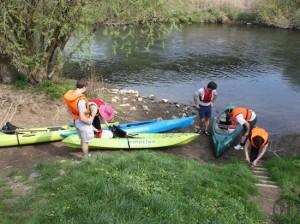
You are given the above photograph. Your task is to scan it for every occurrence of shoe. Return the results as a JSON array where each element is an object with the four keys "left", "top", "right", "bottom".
[
  {"left": 234, "top": 144, "right": 244, "bottom": 150},
  {"left": 194, "top": 126, "right": 201, "bottom": 133},
  {"left": 204, "top": 130, "right": 210, "bottom": 136}
]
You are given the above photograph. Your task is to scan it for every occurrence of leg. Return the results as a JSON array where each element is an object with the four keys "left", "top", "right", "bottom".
[
  {"left": 204, "top": 105, "right": 212, "bottom": 133},
  {"left": 81, "top": 141, "right": 89, "bottom": 156},
  {"left": 250, "top": 147, "right": 259, "bottom": 162}
]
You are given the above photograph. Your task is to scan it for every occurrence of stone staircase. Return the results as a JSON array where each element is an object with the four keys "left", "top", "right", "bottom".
[{"left": 250, "top": 161, "right": 281, "bottom": 224}]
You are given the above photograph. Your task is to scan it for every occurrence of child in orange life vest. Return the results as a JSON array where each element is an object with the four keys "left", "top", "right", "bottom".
[
  {"left": 193, "top": 81, "right": 217, "bottom": 135},
  {"left": 244, "top": 127, "right": 269, "bottom": 166},
  {"left": 228, "top": 106, "right": 257, "bottom": 150},
  {"left": 64, "top": 79, "right": 98, "bottom": 157}
]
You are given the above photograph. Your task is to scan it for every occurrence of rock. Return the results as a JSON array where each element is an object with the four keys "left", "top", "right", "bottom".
[
  {"left": 120, "top": 103, "right": 130, "bottom": 107},
  {"left": 175, "top": 103, "right": 180, "bottom": 108},
  {"left": 59, "top": 169, "right": 65, "bottom": 176},
  {"left": 131, "top": 99, "right": 136, "bottom": 102},
  {"left": 123, "top": 97, "right": 128, "bottom": 101},
  {"left": 182, "top": 113, "right": 187, "bottom": 117},
  {"left": 156, "top": 117, "right": 163, "bottom": 120},
  {"left": 111, "top": 88, "right": 120, "bottom": 93},
  {"left": 130, "top": 106, "right": 136, "bottom": 111},
  {"left": 142, "top": 105, "right": 150, "bottom": 111},
  {"left": 172, "top": 115, "right": 177, "bottom": 119},
  {"left": 29, "top": 172, "right": 40, "bottom": 181},
  {"left": 183, "top": 106, "right": 190, "bottom": 111},
  {"left": 149, "top": 94, "right": 155, "bottom": 100},
  {"left": 165, "top": 110, "right": 170, "bottom": 114},
  {"left": 111, "top": 98, "right": 117, "bottom": 103},
  {"left": 161, "top": 99, "right": 168, "bottom": 103},
  {"left": 137, "top": 97, "right": 143, "bottom": 102}
]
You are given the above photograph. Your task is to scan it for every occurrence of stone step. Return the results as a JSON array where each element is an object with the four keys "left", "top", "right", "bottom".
[
  {"left": 259, "top": 179, "right": 277, "bottom": 185},
  {"left": 255, "top": 183, "right": 278, "bottom": 189},
  {"left": 252, "top": 170, "right": 268, "bottom": 175},
  {"left": 254, "top": 175, "right": 271, "bottom": 180},
  {"left": 252, "top": 167, "right": 267, "bottom": 171}
]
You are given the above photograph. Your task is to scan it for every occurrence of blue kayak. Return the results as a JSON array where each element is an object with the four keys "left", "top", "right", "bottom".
[{"left": 62, "top": 116, "right": 196, "bottom": 137}]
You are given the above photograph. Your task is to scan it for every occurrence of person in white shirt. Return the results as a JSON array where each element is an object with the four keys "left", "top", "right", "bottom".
[{"left": 193, "top": 81, "right": 217, "bottom": 135}]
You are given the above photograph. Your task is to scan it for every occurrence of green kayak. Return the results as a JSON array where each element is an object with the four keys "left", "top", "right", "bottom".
[
  {"left": 212, "top": 107, "right": 243, "bottom": 157},
  {"left": 0, "top": 125, "right": 76, "bottom": 147},
  {"left": 63, "top": 133, "right": 199, "bottom": 149}
]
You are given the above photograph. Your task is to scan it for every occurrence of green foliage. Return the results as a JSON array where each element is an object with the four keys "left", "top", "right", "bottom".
[
  {"left": 257, "top": 0, "right": 300, "bottom": 28},
  {"left": 0, "top": 0, "right": 86, "bottom": 83},
  {"left": 12, "top": 73, "right": 29, "bottom": 89},
  {"left": 34, "top": 79, "right": 75, "bottom": 99},
  {"left": 1, "top": 152, "right": 265, "bottom": 224},
  {"left": 265, "top": 156, "right": 300, "bottom": 223},
  {"left": 236, "top": 12, "right": 257, "bottom": 22}
]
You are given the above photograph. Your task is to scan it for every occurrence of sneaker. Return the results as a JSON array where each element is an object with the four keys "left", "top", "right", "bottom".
[
  {"left": 234, "top": 144, "right": 244, "bottom": 150},
  {"left": 204, "top": 130, "right": 210, "bottom": 136},
  {"left": 194, "top": 126, "right": 201, "bottom": 133}
]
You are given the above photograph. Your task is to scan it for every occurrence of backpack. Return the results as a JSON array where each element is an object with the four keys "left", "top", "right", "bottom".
[
  {"left": 1, "top": 122, "right": 18, "bottom": 134},
  {"left": 200, "top": 88, "right": 213, "bottom": 103}
]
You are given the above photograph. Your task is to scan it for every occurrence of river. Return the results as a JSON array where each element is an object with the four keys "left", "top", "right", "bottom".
[{"left": 64, "top": 24, "right": 300, "bottom": 134}]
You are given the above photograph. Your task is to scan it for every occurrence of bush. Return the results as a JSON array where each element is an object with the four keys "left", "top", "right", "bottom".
[
  {"left": 34, "top": 79, "right": 75, "bottom": 99},
  {"left": 237, "top": 12, "right": 257, "bottom": 22}
]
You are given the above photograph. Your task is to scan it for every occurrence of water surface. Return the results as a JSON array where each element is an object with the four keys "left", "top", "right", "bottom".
[{"left": 64, "top": 24, "right": 300, "bottom": 134}]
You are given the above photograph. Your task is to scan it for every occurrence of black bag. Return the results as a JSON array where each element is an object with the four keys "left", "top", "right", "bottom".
[
  {"left": 109, "top": 125, "right": 128, "bottom": 138},
  {"left": 1, "top": 122, "right": 18, "bottom": 134}
]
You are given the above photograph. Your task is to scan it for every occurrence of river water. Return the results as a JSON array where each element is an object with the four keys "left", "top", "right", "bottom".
[{"left": 64, "top": 24, "right": 300, "bottom": 134}]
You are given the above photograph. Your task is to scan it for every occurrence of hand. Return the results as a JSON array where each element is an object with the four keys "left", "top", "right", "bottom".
[{"left": 252, "top": 160, "right": 257, "bottom": 166}]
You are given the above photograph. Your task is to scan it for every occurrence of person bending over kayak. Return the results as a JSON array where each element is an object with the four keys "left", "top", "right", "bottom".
[
  {"left": 244, "top": 127, "right": 269, "bottom": 166},
  {"left": 227, "top": 106, "right": 257, "bottom": 150},
  {"left": 193, "top": 81, "right": 217, "bottom": 135}
]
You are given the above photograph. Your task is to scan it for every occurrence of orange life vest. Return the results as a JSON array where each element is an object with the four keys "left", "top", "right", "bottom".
[
  {"left": 250, "top": 127, "right": 269, "bottom": 148},
  {"left": 64, "top": 90, "right": 90, "bottom": 120},
  {"left": 231, "top": 107, "right": 252, "bottom": 124}
]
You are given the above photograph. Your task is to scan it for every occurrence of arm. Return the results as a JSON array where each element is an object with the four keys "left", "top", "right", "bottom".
[
  {"left": 244, "top": 140, "right": 251, "bottom": 163},
  {"left": 193, "top": 92, "right": 200, "bottom": 109},
  {"left": 252, "top": 143, "right": 269, "bottom": 166},
  {"left": 78, "top": 100, "right": 97, "bottom": 124}
]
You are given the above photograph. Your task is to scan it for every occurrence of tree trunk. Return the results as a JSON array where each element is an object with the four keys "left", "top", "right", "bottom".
[
  {"left": 28, "top": 66, "right": 48, "bottom": 84},
  {"left": 0, "top": 57, "right": 18, "bottom": 83}
]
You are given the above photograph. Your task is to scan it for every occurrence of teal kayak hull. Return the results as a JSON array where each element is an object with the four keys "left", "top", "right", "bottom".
[{"left": 212, "top": 107, "right": 243, "bottom": 157}]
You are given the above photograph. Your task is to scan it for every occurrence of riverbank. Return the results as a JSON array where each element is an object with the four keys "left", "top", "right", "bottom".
[
  {"left": 1, "top": 82, "right": 300, "bottom": 223},
  {"left": 1, "top": 82, "right": 300, "bottom": 175}
]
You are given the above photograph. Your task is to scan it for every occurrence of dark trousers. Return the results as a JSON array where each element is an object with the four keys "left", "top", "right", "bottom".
[{"left": 250, "top": 147, "right": 259, "bottom": 162}]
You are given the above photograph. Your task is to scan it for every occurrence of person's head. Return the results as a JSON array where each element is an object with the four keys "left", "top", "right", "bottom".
[
  {"left": 76, "top": 79, "right": 87, "bottom": 93},
  {"left": 207, "top": 81, "right": 217, "bottom": 90},
  {"left": 253, "top": 136, "right": 264, "bottom": 148}
]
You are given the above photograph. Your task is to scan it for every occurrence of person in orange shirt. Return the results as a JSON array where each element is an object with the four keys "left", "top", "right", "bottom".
[
  {"left": 64, "top": 79, "right": 98, "bottom": 157},
  {"left": 244, "top": 127, "right": 269, "bottom": 166}
]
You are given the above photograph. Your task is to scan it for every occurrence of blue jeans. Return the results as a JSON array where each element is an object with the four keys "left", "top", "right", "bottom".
[{"left": 198, "top": 105, "right": 212, "bottom": 119}]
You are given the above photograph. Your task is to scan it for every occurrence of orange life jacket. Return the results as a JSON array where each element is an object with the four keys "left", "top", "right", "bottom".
[
  {"left": 231, "top": 107, "right": 252, "bottom": 124},
  {"left": 250, "top": 127, "right": 269, "bottom": 148},
  {"left": 64, "top": 90, "right": 90, "bottom": 120}
]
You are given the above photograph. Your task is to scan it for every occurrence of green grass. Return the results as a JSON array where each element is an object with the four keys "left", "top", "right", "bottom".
[
  {"left": 265, "top": 156, "right": 300, "bottom": 223},
  {"left": 0, "top": 151, "right": 265, "bottom": 224},
  {"left": 34, "top": 79, "right": 75, "bottom": 99}
]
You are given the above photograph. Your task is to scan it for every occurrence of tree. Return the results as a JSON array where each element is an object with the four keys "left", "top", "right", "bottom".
[{"left": 0, "top": 0, "right": 182, "bottom": 84}]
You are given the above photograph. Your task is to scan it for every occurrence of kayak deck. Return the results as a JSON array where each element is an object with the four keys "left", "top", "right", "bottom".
[{"left": 63, "top": 133, "right": 199, "bottom": 149}]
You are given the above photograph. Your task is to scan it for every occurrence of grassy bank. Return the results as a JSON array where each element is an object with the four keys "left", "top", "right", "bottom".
[
  {"left": 265, "top": 156, "right": 300, "bottom": 223},
  {"left": 0, "top": 151, "right": 265, "bottom": 223}
]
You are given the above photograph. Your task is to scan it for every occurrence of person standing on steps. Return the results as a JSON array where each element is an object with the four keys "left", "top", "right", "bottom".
[
  {"left": 244, "top": 126, "right": 269, "bottom": 166},
  {"left": 64, "top": 79, "right": 98, "bottom": 157},
  {"left": 227, "top": 106, "right": 257, "bottom": 150},
  {"left": 193, "top": 81, "right": 217, "bottom": 136}
]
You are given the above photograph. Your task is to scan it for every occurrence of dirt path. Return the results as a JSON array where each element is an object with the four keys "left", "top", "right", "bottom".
[{"left": 1, "top": 83, "right": 299, "bottom": 222}]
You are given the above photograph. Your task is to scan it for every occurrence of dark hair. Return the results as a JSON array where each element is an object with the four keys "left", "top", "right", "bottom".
[
  {"left": 253, "top": 136, "right": 264, "bottom": 148},
  {"left": 207, "top": 81, "right": 217, "bottom": 90},
  {"left": 76, "top": 79, "right": 87, "bottom": 89}
]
